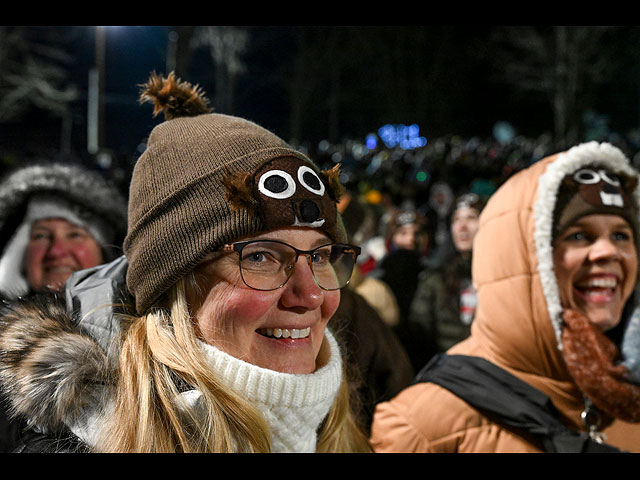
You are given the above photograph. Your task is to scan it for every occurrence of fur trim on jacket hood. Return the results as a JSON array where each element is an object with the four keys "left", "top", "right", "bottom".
[
  {"left": 0, "top": 293, "right": 115, "bottom": 443},
  {"left": 371, "top": 142, "right": 640, "bottom": 453},
  {"left": 465, "top": 141, "right": 640, "bottom": 428}
]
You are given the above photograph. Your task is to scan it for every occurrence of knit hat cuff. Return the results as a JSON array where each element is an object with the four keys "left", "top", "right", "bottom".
[{"left": 125, "top": 147, "right": 346, "bottom": 314}]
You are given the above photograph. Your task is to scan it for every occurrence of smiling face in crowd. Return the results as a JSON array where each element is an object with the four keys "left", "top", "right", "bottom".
[
  {"left": 553, "top": 214, "right": 637, "bottom": 332},
  {"left": 187, "top": 227, "right": 342, "bottom": 374},
  {"left": 25, "top": 218, "right": 103, "bottom": 293},
  {"left": 451, "top": 206, "right": 480, "bottom": 254}
]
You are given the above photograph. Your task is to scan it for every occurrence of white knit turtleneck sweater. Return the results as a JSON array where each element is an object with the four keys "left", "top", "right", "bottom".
[{"left": 181, "top": 330, "right": 343, "bottom": 452}]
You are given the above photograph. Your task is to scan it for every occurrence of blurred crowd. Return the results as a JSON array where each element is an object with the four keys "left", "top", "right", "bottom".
[
  {"left": 3, "top": 127, "right": 640, "bottom": 367},
  {"left": 2, "top": 116, "right": 640, "bottom": 452}
]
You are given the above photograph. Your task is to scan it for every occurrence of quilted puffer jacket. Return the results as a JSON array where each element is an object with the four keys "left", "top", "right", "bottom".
[{"left": 370, "top": 142, "right": 640, "bottom": 453}]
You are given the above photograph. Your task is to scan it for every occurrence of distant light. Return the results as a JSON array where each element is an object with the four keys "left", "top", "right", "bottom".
[
  {"left": 318, "top": 139, "right": 331, "bottom": 152},
  {"left": 377, "top": 124, "right": 427, "bottom": 150},
  {"left": 493, "top": 121, "right": 515, "bottom": 145},
  {"left": 416, "top": 171, "right": 429, "bottom": 182},
  {"left": 365, "top": 133, "right": 378, "bottom": 150}
]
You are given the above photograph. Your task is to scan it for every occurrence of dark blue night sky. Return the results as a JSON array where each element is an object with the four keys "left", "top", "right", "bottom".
[{"left": 83, "top": 26, "right": 172, "bottom": 155}]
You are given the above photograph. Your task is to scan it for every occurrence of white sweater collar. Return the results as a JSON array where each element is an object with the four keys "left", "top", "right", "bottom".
[{"left": 183, "top": 329, "right": 343, "bottom": 452}]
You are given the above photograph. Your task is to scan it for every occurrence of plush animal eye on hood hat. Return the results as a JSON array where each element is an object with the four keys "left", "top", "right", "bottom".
[
  {"left": 125, "top": 72, "right": 346, "bottom": 314},
  {"left": 0, "top": 163, "right": 127, "bottom": 299}
]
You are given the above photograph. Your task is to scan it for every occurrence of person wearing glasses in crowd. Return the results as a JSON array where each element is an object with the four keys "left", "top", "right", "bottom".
[{"left": 0, "top": 73, "right": 371, "bottom": 453}]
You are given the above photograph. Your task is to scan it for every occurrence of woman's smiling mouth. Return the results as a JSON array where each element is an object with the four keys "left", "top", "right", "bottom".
[
  {"left": 574, "top": 274, "right": 619, "bottom": 302},
  {"left": 257, "top": 327, "right": 311, "bottom": 339}
]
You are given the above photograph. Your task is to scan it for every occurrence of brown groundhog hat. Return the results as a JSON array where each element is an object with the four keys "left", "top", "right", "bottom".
[{"left": 124, "top": 72, "right": 346, "bottom": 314}]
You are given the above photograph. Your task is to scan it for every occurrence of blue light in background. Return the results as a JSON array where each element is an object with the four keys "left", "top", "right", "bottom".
[
  {"left": 365, "top": 133, "right": 378, "bottom": 150},
  {"left": 377, "top": 124, "right": 427, "bottom": 150}
]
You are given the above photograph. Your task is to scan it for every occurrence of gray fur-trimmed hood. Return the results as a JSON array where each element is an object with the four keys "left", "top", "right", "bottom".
[
  {"left": 0, "top": 162, "right": 128, "bottom": 299},
  {"left": 0, "top": 162, "right": 127, "bottom": 252}
]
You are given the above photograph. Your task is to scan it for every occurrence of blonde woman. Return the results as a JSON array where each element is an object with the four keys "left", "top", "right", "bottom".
[{"left": 0, "top": 73, "right": 371, "bottom": 453}]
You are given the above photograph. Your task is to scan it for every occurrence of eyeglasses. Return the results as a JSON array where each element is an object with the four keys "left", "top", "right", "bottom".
[{"left": 221, "top": 240, "right": 361, "bottom": 291}]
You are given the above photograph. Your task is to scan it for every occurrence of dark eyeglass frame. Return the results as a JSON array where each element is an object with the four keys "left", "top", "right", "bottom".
[{"left": 221, "top": 239, "right": 361, "bottom": 291}]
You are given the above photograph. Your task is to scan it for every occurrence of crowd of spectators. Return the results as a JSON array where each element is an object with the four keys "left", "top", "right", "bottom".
[{"left": 4, "top": 125, "right": 640, "bottom": 208}]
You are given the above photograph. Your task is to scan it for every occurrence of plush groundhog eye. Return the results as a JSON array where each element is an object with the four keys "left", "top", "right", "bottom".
[
  {"left": 572, "top": 168, "right": 621, "bottom": 187},
  {"left": 297, "top": 165, "right": 325, "bottom": 196},
  {"left": 258, "top": 170, "right": 296, "bottom": 199}
]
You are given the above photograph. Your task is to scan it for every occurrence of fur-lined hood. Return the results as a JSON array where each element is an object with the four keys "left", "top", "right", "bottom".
[
  {"left": 533, "top": 142, "right": 640, "bottom": 350},
  {"left": 0, "top": 162, "right": 128, "bottom": 299},
  {"left": 0, "top": 162, "right": 127, "bottom": 253},
  {"left": 452, "top": 142, "right": 640, "bottom": 429},
  {"left": 0, "top": 293, "right": 115, "bottom": 441}
]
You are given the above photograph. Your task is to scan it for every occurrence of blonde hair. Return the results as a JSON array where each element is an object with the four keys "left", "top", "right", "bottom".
[{"left": 94, "top": 276, "right": 371, "bottom": 453}]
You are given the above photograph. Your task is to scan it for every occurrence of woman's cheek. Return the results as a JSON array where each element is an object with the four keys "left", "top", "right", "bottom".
[
  {"left": 73, "top": 243, "right": 104, "bottom": 268},
  {"left": 321, "top": 290, "right": 341, "bottom": 320},
  {"left": 222, "top": 289, "right": 278, "bottom": 322}
]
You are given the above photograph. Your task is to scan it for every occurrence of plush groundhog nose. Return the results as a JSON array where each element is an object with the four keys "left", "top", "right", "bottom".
[{"left": 297, "top": 199, "right": 321, "bottom": 223}]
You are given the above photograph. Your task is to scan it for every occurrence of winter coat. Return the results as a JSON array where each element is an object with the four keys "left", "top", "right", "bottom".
[
  {"left": 0, "top": 257, "right": 129, "bottom": 452},
  {"left": 370, "top": 143, "right": 640, "bottom": 453},
  {"left": 331, "top": 287, "right": 414, "bottom": 433},
  {"left": 0, "top": 256, "right": 398, "bottom": 451},
  {"left": 371, "top": 249, "right": 434, "bottom": 371},
  {"left": 408, "top": 253, "right": 474, "bottom": 355}
]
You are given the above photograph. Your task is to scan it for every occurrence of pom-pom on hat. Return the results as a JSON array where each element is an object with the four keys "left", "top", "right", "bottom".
[{"left": 125, "top": 72, "right": 346, "bottom": 314}]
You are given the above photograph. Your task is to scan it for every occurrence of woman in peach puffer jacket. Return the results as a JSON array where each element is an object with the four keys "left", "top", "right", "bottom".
[{"left": 370, "top": 142, "right": 640, "bottom": 453}]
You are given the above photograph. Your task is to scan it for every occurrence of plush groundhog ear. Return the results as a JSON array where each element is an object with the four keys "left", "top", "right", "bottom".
[
  {"left": 224, "top": 171, "right": 259, "bottom": 213},
  {"left": 320, "top": 164, "right": 343, "bottom": 202}
]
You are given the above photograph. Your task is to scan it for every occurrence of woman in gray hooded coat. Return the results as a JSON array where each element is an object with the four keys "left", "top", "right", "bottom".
[
  {"left": 0, "top": 162, "right": 127, "bottom": 452},
  {"left": 0, "top": 162, "right": 127, "bottom": 300}
]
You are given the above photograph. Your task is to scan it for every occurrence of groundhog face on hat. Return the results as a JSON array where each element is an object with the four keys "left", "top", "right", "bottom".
[
  {"left": 554, "top": 166, "right": 638, "bottom": 239},
  {"left": 571, "top": 168, "right": 630, "bottom": 207},
  {"left": 225, "top": 157, "right": 343, "bottom": 239}
]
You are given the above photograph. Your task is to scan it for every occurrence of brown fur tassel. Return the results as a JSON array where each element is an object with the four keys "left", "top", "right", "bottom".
[
  {"left": 320, "top": 164, "right": 343, "bottom": 203},
  {"left": 139, "top": 71, "right": 212, "bottom": 120},
  {"left": 561, "top": 308, "right": 640, "bottom": 424},
  {"left": 224, "top": 171, "right": 260, "bottom": 214}
]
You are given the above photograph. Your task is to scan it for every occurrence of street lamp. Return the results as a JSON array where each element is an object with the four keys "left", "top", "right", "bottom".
[{"left": 88, "top": 26, "right": 118, "bottom": 156}]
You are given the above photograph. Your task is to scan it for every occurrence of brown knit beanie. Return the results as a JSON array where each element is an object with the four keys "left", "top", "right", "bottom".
[{"left": 124, "top": 73, "right": 346, "bottom": 314}]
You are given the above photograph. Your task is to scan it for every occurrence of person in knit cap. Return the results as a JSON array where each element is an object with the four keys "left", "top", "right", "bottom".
[
  {"left": 0, "top": 73, "right": 371, "bottom": 453},
  {"left": 370, "top": 208, "right": 432, "bottom": 372},
  {"left": 0, "top": 163, "right": 127, "bottom": 300},
  {"left": 371, "top": 142, "right": 640, "bottom": 452}
]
